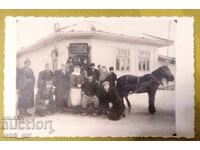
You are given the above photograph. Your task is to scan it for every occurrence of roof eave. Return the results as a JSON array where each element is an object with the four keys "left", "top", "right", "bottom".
[{"left": 17, "top": 31, "right": 174, "bottom": 57}]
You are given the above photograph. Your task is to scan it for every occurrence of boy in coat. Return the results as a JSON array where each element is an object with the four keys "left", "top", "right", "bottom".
[{"left": 104, "top": 67, "right": 117, "bottom": 87}]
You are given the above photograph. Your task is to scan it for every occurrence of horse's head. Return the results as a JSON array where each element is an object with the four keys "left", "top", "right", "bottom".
[{"left": 159, "top": 65, "right": 174, "bottom": 82}]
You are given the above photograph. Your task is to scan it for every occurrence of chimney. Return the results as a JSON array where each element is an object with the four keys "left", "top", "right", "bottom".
[{"left": 54, "top": 23, "right": 60, "bottom": 32}]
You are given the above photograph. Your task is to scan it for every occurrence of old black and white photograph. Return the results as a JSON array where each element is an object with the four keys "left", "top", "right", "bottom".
[{"left": 3, "top": 17, "right": 194, "bottom": 138}]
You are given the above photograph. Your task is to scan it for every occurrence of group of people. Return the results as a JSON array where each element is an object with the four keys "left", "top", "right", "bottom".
[{"left": 16, "top": 57, "right": 125, "bottom": 120}]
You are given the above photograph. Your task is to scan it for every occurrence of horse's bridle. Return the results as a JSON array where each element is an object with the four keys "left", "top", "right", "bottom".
[
  {"left": 150, "top": 73, "right": 163, "bottom": 86},
  {"left": 159, "top": 66, "right": 173, "bottom": 81}
]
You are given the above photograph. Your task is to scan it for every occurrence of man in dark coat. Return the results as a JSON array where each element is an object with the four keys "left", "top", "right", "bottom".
[
  {"left": 36, "top": 80, "right": 55, "bottom": 116},
  {"left": 17, "top": 59, "right": 35, "bottom": 118},
  {"left": 37, "top": 63, "right": 54, "bottom": 90},
  {"left": 54, "top": 64, "right": 70, "bottom": 111},
  {"left": 97, "top": 81, "right": 125, "bottom": 120},
  {"left": 81, "top": 76, "right": 99, "bottom": 114},
  {"left": 81, "top": 58, "right": 89, "bottom": 72},
  {"left": 66, "top": 57, "right": 74, "bottom": 73},
  {"left": 87, "top": 63, "right": 100, "bottom": 83},
  {"left": 104, "top": 67, "right": 117, "bottom": 87},
  {"left": 74, "top": 56, "right": 82, "bottom": 68}
]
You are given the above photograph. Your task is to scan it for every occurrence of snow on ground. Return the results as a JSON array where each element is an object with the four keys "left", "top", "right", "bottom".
[{"left": 7, "top": 90, "right": 175, "bottom": 138}]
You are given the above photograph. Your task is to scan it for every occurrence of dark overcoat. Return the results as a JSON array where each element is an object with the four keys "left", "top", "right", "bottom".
[
  {"left": 17, "top": 67, "right": 35, "bottom": 110},
  {"left": 81, "top": 81, "right": 98, "bottom": 96},
  {"left": 36, "top": 88, "right": 54, "bottom": 112},
  {"left": 87, "top": 69, "right": 100, "bottom": 82},
  {"left": 97, "top": 87, "right": 124, "bottom": 120},
  {"left": 37, "top": 70, "right": 54, "bottom": 89},
  {"left": 54, "top": 69, "right": 70, "bottom": 107},
  {"left": 104, "top": 73, "right": 117, "bottom": 87}
]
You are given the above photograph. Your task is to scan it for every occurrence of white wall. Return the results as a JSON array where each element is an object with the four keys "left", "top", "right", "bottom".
[
  {"left": 91, "top": 38, "right": 158, "bottom": 77},
  {"left": 17, "top": 38, "right": 160, "bottom": 83},
  {"left": 17, "top": 44, "right": 54, "bottom": 87},
  {"left": 17, "top": 38, "right": 93, "bottom": 84}
]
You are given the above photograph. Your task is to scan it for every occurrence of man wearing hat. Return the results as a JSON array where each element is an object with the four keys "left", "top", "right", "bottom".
[{"left": 17, "top": 59, "right": 35, "bottom": 118}]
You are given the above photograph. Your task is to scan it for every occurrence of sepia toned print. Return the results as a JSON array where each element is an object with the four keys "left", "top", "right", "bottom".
[{"left": 5, "top": 17, "right": 181, "bottom": 138}]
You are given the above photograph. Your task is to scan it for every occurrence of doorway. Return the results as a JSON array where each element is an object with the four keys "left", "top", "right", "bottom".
[{"left": 68, "top": 43, "right": 91, "bottom": 64}]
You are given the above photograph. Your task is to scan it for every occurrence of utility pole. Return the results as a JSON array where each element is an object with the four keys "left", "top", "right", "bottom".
[
  {"left": 167, "top": 20, "right": 171, "bottom": 58},
  {"left": 166, "top": 20, "right": 171, "bottom": 90}
]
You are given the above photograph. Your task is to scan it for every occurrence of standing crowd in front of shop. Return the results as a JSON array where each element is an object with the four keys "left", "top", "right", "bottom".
[{"left": 16, "top": 57, "right": 125, "bottom": 121}]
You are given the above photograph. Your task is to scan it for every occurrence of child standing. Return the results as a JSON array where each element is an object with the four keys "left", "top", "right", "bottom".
[{"left": 104, "top": 67, "right": 117, "bottom": 87}]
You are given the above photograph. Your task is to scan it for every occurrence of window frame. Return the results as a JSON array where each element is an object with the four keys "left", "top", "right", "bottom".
[
  {"left": 115, "top": 48, "right": 131, "bottom": 72},
  {"left": 138, "top": 50, "right": 151, "bottom": 72}
]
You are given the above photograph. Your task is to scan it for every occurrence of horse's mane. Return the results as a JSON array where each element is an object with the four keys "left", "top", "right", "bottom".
[
  {"left": 151, "top": 66, "right": 163, "bottom": 77},
  {"left": 118, "top": 66, "right": 167, "bottom": 81}
]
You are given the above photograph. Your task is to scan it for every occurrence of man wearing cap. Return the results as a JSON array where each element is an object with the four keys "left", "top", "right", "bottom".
[
  {"left": 104, "top": 67, "right": 117, "bottom": 87},
  {"left": 97, "top": 81, "right": 125, "bottom": 120},
  {"left": 87, "top": 63, "right": 100, "bottom": 83},
  {"left": 17, "top": 59, "right": 35, "bottom": 118},
  {"left": 81, "top": 76, "right": 99, "bottom": 115}
]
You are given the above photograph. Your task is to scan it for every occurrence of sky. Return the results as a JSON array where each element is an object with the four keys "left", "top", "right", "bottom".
[{"left": 16, "top": 17, "right": 177, "bottom": 57}]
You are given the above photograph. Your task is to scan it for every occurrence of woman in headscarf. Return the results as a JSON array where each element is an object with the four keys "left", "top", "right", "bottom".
[{"left": 69, "top": 66, "right": 84, "bottom": 110}]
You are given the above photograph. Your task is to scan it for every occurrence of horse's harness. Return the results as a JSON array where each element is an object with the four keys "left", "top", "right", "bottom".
[
  {"left": 150, "top": 74, "right": 163, "bottom": 86},
  {"left": 124, "top": 73, "right": 163, "bottom": 94}
]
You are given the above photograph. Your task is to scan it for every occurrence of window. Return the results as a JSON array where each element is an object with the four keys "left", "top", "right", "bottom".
[
  {"left": 116, "top": 49, "right": 130, "bottom": 71},
  {"left": 138, "top": 50, "right": 150, "bottom": 71}
]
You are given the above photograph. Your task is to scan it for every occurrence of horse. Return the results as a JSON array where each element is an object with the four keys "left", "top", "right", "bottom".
[{"left": 116, "top": 65, "right": 174, "bottom": 114}]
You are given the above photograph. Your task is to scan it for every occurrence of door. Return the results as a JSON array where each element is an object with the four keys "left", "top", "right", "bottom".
[{"left": 68, "top": 43, "right": 91, "bottom": 64}]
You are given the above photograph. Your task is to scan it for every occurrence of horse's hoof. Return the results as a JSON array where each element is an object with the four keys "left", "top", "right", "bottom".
[
  {"left": 172, "top": 133, "right": 177, "bottom": 136},
  {"left": 150, "top": 111, "right": 156, "bottom": 115},
  {"left": 148, "top": 108, "right": 156, "bottom": 114},
  {"left": 122, "top": 113, "right": 126, "bottom": 118}
]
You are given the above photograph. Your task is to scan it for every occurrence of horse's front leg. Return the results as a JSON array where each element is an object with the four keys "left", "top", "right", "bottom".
[
  {"left": 125, "top": 96, "right": 131, "bottom": 112},
  {"left": 148, "top": 90, "right": 156, "bottom": 114}
]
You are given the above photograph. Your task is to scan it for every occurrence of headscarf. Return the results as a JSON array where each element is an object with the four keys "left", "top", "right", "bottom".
[{"left": 71, "top": 66, "right": 81, "bottom": 76}]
